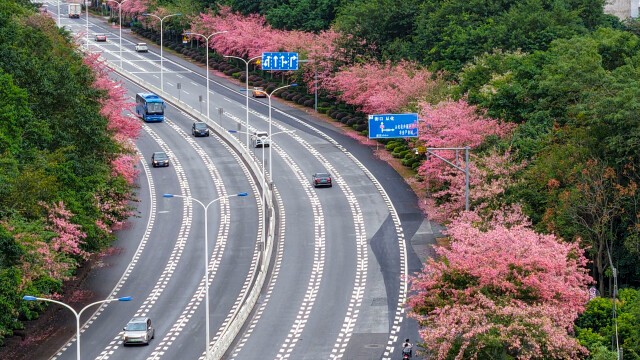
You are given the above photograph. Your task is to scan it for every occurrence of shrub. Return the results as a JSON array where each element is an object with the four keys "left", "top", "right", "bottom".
[
  {"left": 296, "top": 96, "right": 307, "bottom": 105},
  {"left": 347, "top": 118, "right": 358, "bottom": 126},
  {"left": 355, "top": 123, "right": 368, "bottom": 132},
  {"left": 303, "top": 99, "right": 314, "bottom": 108},
  {"left": 335, "top": 112, "right": 347, "bottom": 121},
  {"left": 341, "top": 116, "right": 351, "bottom": 124},
  {"left": 291, "top": 94, "right": 302, "bottom": 103},
  {"left": 318, "top": 107, "right": 330, "bottom": 114}
]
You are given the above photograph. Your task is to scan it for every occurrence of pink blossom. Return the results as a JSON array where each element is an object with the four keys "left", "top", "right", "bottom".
[{"left": 407, "top": 207, "right": 592, "bottom": 359}]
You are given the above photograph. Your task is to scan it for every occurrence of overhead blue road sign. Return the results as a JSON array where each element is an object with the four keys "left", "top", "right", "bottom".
[
  {"left": 261, "top": 52, "right": 299, "bottom": 71},
  {"left": 368, "top": 113, "right": 419, "bottom": 139}
]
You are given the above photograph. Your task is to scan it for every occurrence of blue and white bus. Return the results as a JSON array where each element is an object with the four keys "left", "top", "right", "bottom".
[{"left": 135, "top": 93, "right": 166, "bottom": 122}]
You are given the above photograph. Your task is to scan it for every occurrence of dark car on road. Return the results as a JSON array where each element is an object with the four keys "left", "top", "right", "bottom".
[
  {"left": 151, "top": 151, "right": 169, "bottom": 167},
  {"left": 312, "top": 172, "right": 332, "bottom": 188},
  {"left": 192, "top": 122, "right": 210, "bottom": 137}
]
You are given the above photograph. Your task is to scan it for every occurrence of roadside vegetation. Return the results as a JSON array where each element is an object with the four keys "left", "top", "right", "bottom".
[
  {"left": 2, "top": 0, "right": 640, "bottom": 358},
  {"left": 0, "top": 0, "right": 139, "bottom": 344}
]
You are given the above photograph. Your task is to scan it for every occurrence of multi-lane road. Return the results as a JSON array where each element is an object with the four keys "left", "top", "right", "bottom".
[{"left": 35, "top": 3, "right": 438, "bottom": 359}]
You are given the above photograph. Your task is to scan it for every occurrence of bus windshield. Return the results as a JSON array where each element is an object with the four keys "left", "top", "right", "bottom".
[{"left": 147, "top": 102, "right": 164, "bottom": 114}]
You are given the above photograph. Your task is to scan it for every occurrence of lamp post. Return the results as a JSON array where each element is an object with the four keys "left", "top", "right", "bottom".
[
  {"left": 265, "top": 129, "right": 295, "bottom": 183},
  {"left": 185, "top": 31, "right": 228, "bottom": 123},
  {"left": 107, "top": 0, "right": 130, "bottom": 69},
  {"left": 141, "top": 12, "right": 181, "bottom": 92},
  {"left": 223, "top": 55, "right": 261, "bottom": 148},
  {"left": 162, "top": 192, "right": 248, "bottom": 359},
  {"left": 266, "top": 84, "right": 297, "bottom": 182},
  {"left": 22, "top": 295, "right": 132, "bottom": 360},
  {"left": 86, "top": 0, "right": 90, "bottom": 50},
  {"left": 57, "top": 0, "right": 61, "bottom": 27}
]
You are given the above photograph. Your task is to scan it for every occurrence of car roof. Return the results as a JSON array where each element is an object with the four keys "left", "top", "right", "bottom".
[
  {"left": 137, "top": 42, "right": 147, "bottom": 45},
  {"left": 153, "top": 151, "right": 167, "bottom": 156},
  {"left": 128, "top": 316, "right": 148, "bottom": 323},
  {"left": 314, "top": 172, "right": 331, "bottom": 177}
]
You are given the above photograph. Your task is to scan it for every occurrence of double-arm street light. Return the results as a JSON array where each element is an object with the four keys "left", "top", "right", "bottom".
[
  {"left": 107, "top": 0, "right": 130, "bottom": 69},
  {"left": 223, "top": 55, "right": 261, "bottom": 148},
  {"left": 267, "top": 84, "right": 297, "bottom": 181},
  {"left": 185, "top": 31, "right": 228, "bottom": 123},
  {"left": 162, "top": 192, "right": 248, "bottom": 359},
  {"left": 22, "top": 295, "right": 132, "bottom": 360},
  {"left": 141, "top": 12, "right": 181, "bottom": 92},
  {"left": 85, "top": 0, "right": 90, "bottom": 50}
]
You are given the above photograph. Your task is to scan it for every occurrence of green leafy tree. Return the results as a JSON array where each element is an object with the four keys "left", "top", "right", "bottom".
[
  {"left": 577, "top": 289, "right": 640, "bottom": 358},
  {"left": 413, "top": 0, "right": 612, "bottom": 75},
  {"left": 333, "top": 0, "right": 419, "bottom": 61}
]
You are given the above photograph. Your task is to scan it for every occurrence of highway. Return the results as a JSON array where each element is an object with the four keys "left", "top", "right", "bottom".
[{"left": 40, "top": 3, "right": 432, "bottom": 360}]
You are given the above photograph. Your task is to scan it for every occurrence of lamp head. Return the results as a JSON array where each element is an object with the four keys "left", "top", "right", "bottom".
[
  {"left": 237, "top": 192, "right": 248, "bottom": 197},
  {"left": 23, "top": 296, "right": 37, "bottom": 301},
  {"left": 163, "top": 194, "right": 174, "bottom": 198},
  {"left": 118, "top": 296, "right": 133, "bottom": 301}
]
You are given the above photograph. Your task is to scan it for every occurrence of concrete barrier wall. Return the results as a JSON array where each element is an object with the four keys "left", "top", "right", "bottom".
[{"left": 110, "top": 64, "right": 276, "bottom": 360}]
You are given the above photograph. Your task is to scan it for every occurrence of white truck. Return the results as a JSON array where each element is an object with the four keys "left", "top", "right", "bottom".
[
  {"left": 251, "top": 131, "right": 270, "bottom": 148},
  {"left": 68, "top": 3, "right": 81, "bottom": 19}
]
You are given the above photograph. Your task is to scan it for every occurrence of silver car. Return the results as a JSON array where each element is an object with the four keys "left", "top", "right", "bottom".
[{"left": 122, "top": 317, "right": 154, "bottom": 345}]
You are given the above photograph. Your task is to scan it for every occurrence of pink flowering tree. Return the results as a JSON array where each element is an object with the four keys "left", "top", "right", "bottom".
[
  {"left": 408, "top": 207, "right": 592, "bottom": 359},
  {"left": 82, "top": 53, "right": 139, "bottom": 233},
  {"left": 42, "top": 201, "right": 88, "bottom": 260},
  {"left": 107, "top": 0, "right": 149, "bottom": 16},
  {"left": 415, "top": 99, "right": 516, "bottom": 221},
  {"left": 322, "top": 60, "right": 435, "bottom": 114}
]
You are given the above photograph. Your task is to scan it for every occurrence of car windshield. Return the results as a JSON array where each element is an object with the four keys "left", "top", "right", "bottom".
[
  {"left": 126, "top": 322, "right": 146, "bottom": 331},
  {"left": 316, "top": 173, "right": 330, "bottom": 178},
  {"left": 154, "top": 152, "right": 167, "bottom": 160},
  {"left": 194, "top": 123, "right": 207, "bottom": 129},
  {"left": 138, "top": 43, "right": 146, "bottom": 46}
]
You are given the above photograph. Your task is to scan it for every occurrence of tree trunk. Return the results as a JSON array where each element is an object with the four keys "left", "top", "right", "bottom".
[{"left": 597, "top": 240, "right": 605, "bottom": 296}]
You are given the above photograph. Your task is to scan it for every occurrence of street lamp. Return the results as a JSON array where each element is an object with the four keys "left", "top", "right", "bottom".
[
  {"left": 185, "top": 31, "right": 228, "bottom": 123},
  {"left": 266, "top": 84, "right": 297, "bottom": 182},
  {"left": 141, "top": 12, "right": 181, "bottom": 92},
  {"left": 85, "top": 0, "right": 90, "bottom": 50},
  {"left": 162, "top": 192, "right": 248, "bottom": 359},
  {"left": 22, "top": 295, "right": 132, "bottom": 360},
  {"left": 223, "top": 55, "right": 261, "bottom": 149},
  {"left": 57, "top": 0, "right": 61, "bottom": 27},
  {"left": 107, "top": 0, "right": 130, "bottom": 69}
]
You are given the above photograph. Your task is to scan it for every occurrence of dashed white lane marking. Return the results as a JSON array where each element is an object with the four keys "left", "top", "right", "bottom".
[
  {"left": 229, "top": 187, "right": 286, "bottom": 357},
  {"left": 220, "top": 110, "right": 368, "bottom": 359},
  {"left": 265, "top": 108, "right": 408, "bottom": 359},
  {"left": 147, "top": 119, "right": 259, "bottom": 360},
  {"left": 272, "top": 146, "right": 326, "bottom": 359},
  {"left": 94, "top": 121, "right": 194, "bottom": 360}
]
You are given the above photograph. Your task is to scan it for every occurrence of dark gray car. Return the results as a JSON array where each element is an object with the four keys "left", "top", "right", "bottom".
[
  {"left": 151, "top": 151, "right": 169, "bottom": 167},
  {"left": 192, "top": 122, "right": 210, "bottom": 137}
]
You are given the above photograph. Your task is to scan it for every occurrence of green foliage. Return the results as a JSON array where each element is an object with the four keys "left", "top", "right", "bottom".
[
  {"left": 0, "top": 0, "right": 137, "bottom": 343},
  {"left": 577, "top": 289, "right": 640, "bottom": 359},
  {"left": 412, "top": 0, "right": 611, "bottom": 75},
  {"left": 333, "top": 0, "right": 420, "bottom": 61},
  {"left": 265, "top": 0, "right": 342, "bottom": 32}
]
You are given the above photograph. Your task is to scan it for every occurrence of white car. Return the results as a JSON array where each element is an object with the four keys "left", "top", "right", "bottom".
[
  {"left": 251, "top": 131, "right": 270, "bottom": 148},
  {"left": 135, "top": 43, "right": 148, "bottom": 52}
]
